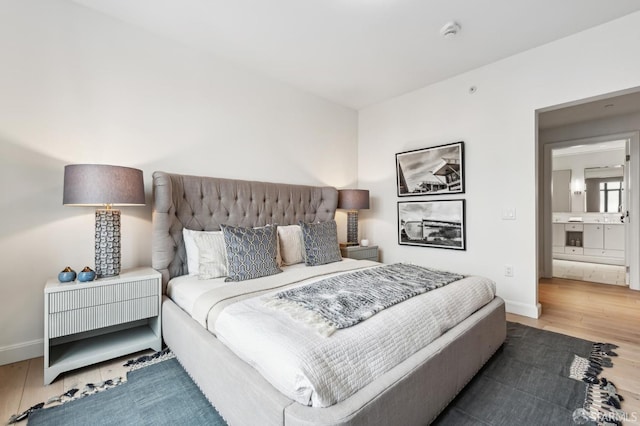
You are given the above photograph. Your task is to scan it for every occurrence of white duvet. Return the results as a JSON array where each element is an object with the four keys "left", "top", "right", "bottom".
[{"left": 168, "top": 260, "right": 496, "bottom": 408}]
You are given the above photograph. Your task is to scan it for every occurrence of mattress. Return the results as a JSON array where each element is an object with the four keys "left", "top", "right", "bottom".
[{"left": 168, "top": 260, "right": 496, "bottom": 408}]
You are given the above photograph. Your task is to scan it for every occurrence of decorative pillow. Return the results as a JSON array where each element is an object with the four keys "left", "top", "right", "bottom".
[
  {"left": 221, "top": 224, "right": 282, "bottom": 282},
  {"left": 194, "top": 232, "right": 228, "bottom": 280},
  {"left": 299, "top": 220, "right": 342, "bottom": 266},
  {"left": 277, "top": 225, "right": 304, "bottom": 265},
  {"left": 183, "top": 228, "right": 222, "bottom": 276}
]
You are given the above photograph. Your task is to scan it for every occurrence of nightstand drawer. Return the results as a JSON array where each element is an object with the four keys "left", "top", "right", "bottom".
[
  {"left": 48, "top": 296, "right": 158, "bottom": 338},
  {"left": 340, "top": 245, "right": 379, "bottom": 261},
  {"left": 349, "top": 247, "right": 377, "bottom": 260},
  {"left": 48, "top": 278, "right": 159, "bottom": 314}
]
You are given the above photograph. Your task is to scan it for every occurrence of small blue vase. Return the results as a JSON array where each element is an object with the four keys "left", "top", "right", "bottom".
[
  {"left": 58, "top": 270, "right": 76, "bottom": 283},
  {"left": 78, "top": 270, "right": 96, "bottom": 282}
]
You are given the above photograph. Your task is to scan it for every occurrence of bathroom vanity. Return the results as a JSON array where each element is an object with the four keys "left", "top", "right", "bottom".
[{"left": 552, "top": 217, "right": 625, "bottom": 265}]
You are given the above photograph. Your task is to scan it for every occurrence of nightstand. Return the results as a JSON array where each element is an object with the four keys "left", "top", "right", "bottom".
[
  {"left": 44, "top": 267, "right": 162, "bottom": 385},
  {"left": 340, "top": 245, "right": 379, "bottom": 262}
]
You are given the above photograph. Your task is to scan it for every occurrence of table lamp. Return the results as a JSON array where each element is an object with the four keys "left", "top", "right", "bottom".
[
  {"left": 338, "top": 189, "right": 370, "bottom": 247},
  {"left": 63, "top": 164, "right": 145, "bottom": 278}
]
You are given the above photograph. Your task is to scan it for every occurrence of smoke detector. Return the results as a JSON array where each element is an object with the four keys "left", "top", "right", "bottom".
[{"left": 440, "top": 21, "right": 461, "bottom": 38}]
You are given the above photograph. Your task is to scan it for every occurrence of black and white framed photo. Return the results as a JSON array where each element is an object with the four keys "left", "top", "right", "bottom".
[
  {"left": 398, "top": 199, "right": 466, "bottom": 250},
  {"left": 396, "top": 141, "right": 464, "bottom": 196}
]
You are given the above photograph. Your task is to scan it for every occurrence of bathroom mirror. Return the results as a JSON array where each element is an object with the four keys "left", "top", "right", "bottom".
[
  {"left": 552, "top": 169, "right": 571, "bottom": 212},
  {"left": 584, "top": 165, "right": 624, "bottom": 213}
]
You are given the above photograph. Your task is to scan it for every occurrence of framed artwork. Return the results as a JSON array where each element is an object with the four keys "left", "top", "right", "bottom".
[
  {"left": 398, "top": 199, "right": 466, "bottom": 250},
  {"left": 396, "top": 141, "right": 464, "bottom": 196}
]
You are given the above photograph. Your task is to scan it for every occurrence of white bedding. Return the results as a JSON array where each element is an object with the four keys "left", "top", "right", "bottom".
[
  {"left": 166, "top": 274, "right": 228, "bottom": 317},
  {"left": 167, "top": 261, "right": 320, "bottom": 317},
  {"left": 168, "top": 260, "right": 496, "bottom": 408}
]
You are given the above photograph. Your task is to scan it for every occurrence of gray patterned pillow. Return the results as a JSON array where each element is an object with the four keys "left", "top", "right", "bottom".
[
  {"left": 221, "top": 224, "right": 282, "bottom": 282},
  {"left": 299, "top": 220, "right": 342, "bottom": 266}
]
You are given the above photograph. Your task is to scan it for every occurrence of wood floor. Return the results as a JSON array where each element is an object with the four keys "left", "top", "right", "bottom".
[
  {"left": 508, "top": 277, "right": 640, "bottom": 425},
  {"left": 1, "top": 277, "right": 639, "bottom": 425}
]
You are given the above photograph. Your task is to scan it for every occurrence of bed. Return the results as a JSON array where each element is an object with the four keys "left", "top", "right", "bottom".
[{"left": 151, "top": 171, "right": 506, "bottom": 425}]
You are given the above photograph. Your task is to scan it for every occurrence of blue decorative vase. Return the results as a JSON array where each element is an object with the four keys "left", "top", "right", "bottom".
[
  {"left": 58, "top": 267, "right": 76, "bottom": 283},
  {"left": 78, "top": 268, "right": 96, "bottom": 282}
]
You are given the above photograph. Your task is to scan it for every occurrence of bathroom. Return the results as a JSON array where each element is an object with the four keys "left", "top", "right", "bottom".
[{"left": 551, "top": 140, "right": 628, "bottom": 285}]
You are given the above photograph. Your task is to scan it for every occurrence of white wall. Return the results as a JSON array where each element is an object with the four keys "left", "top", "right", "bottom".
[
  {"left": 0, "top": 0, "right": 358, "bottom": 364},
  {"left": 358, "top": 11, "right": 640, "bottom": 318}
]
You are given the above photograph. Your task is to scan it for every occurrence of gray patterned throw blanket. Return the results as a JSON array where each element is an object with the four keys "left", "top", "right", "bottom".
[{"left": 265, "top": 263, "right": 463, "bottom": 336}]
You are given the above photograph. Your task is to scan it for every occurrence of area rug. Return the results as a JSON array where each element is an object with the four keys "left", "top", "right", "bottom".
[
  {"left": 15, "top": 323, "right": 624, "bottom": 425},
  {"left": 25, "top": 351, "right": 226, "bottom": 426},
  {"left": 433, "top": 322, "right": 624, "bottom": 425}
]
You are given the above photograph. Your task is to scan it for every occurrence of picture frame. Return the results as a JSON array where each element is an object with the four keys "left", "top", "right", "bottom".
[
  {"left": 398, "top": 199, "right": 466, "bottom": 250},
  {"left": 396, "top": 141, "right": 464, "bottom": 196}
]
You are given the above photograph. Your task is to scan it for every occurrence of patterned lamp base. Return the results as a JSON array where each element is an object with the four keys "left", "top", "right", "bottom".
[
  {"left": 95, "top": 209, "right": 121, "bottom": 278},
  {"left": 346, "top": 210, "right": 359, "bottom": 246}
]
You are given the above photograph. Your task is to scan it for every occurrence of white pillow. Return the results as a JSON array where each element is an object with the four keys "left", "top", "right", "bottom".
[
  {"left": 183, "top": 228, "right": 221, "bottom": 276},
  {"left": 265, "top": 224, "right": 283, "bottom": 267},
  {"left": 277, "top": 225, "right": 304, "bottom": 265},
  {"left": 194, "top": 231, "right": 228, "bottom": 279}
]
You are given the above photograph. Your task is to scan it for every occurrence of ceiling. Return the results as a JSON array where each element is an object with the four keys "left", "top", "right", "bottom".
[{"left": 71, "top": 0, "right": 640, "bottom": 110}]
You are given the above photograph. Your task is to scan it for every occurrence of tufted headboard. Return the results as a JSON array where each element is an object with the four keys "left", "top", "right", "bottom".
[{"left": 151, "top": 171, "right": 338, "bottom": 290}]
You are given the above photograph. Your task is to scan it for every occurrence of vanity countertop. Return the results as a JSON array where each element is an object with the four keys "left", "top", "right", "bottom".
[{"left": 553, "top": 220, "right": 624, "bottom": 224}]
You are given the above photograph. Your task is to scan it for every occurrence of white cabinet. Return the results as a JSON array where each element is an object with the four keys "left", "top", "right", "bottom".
[
  {"left": 552, "top": 222, "right": 625, "bottom": 265},
  {"left": 552, "top": 224, "right": 565, "bottom": 252},
  {"left": 604, "top": 224, "right": 625, "bottom": 251},
  {"left": 583, "top": 224, "right": 604, "bottom": 249},
  {"left": 44, "top": 267, "right": 162, "bottom": 385}
]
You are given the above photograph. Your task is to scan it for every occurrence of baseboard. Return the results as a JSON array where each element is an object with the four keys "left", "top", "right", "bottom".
[
  {"left": 504, "top": 299, "right": 541, "bottom": 319},
  {"left": 0, "top": 338, "right": 43, "bottom": 366}
]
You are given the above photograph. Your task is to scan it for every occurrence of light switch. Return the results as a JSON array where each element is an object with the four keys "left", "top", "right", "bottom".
[{"left": 502, "top": 208, "right": 516, "bottom": 220}]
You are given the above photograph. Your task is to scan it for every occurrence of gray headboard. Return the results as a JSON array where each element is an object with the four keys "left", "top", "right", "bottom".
[{"left": 151, "top": 171, "right": 338, "bottom": 290}]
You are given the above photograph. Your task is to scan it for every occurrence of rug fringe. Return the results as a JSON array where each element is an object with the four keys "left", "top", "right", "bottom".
[
  {"left": 6, "top": 377, "right": 124, "bottom": 424},
  {"left": 570, "top": 342, "right": 626, "bottom": 425},
  {"left": 123, "top": 347, "right": 175, "bottom": 371}
]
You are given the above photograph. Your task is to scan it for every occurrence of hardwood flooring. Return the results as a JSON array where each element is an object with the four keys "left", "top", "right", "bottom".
[
  {"left": 1, "top": 277, "right": 639, "bottom": 425},
  {"left": 509, "top": 277, "right": 640, "bottom": 425},
  {"left": 0, "top": 350, "right": 152, "bottom": 425}
]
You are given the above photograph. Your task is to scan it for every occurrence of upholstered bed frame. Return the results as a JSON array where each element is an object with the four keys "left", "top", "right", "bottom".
[{"left": 152, "top": 171, "right": 506, "bottom": 425}]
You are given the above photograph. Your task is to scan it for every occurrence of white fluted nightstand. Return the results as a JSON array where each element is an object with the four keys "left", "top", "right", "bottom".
[{"left": 43, "top": 267, "right": 162, "bottom": 385}]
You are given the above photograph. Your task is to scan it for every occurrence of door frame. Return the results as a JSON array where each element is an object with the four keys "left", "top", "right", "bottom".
[{"left": 541, "top": 131, "right": 640, "bottom": 290}]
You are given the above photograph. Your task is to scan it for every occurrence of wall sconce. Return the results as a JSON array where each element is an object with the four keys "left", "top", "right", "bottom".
[
  {"left": 572, "top": 180, "right": 584, "bottom": 195},
  {"left": 63, "top": 164, "right": 145, "bottom": 278}
]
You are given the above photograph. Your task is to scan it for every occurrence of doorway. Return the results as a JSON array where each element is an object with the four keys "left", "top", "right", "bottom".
[
  {"left": 537, "top": 88, "right": 640, "bottom": 293},
  {"left": 549, "top": 138, "right": 629, "bottom": 286}
]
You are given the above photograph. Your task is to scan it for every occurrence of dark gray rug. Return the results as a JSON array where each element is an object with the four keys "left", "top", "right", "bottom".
[
  {"left": 434, "top": 322, "right": 597, "bottom": 425},
  {"left": 24, "top": 323, "right": 621, "bottom": 425}
]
